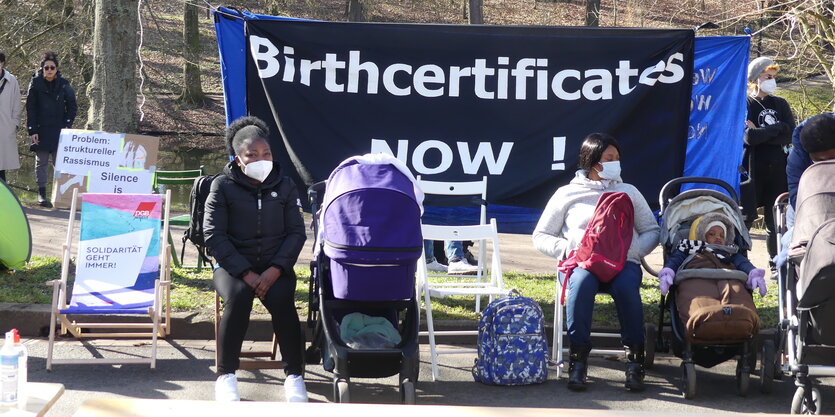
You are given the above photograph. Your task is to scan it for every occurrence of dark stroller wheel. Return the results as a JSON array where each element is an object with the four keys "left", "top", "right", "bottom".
[
  {"left": 333, "top": 379, "right": 350, "bottom": 403},
  {"left": 736, "top": 358, "right": 750, "bottom": 397},
  {"left": 760, "top": 339, "right": 776, "bottom": 394},
  {"left": 400, "top": 380, "right": 416, "bottom": 405},
  {"left": 644, "top": 323, "right": 657, "bottom": 369},
  {"left": 304, "top": 345, "right": 322, "bottom": 364},
  {"left": 791, "top": 386, "right": 821, "bottom": 415},
  {"left": 681, "top": 362, "right": 697, "bottom": 399}
]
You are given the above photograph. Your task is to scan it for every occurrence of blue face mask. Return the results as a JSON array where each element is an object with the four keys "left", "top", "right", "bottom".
[{"left": 596, "top": 161, "right": 621, "bottom": 180}]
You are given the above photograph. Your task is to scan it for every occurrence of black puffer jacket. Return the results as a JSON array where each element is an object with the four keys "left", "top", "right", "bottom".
[
  {"left": 203, "top": 161, "right": 307, "bottom": 278},
  {"left": 26, "top": 70, "right": 77, "bottom": 152}
]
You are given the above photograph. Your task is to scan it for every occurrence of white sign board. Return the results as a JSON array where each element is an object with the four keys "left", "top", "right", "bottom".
[
  {"left": 55, "top": 130, "right": 124, "bottom": 175},
  {"left": 87, "top": 170, "right": 155, "bottom": 194}
]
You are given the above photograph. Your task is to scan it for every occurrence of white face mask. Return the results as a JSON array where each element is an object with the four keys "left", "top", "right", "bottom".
[
  {"left": 239, "top": 159, "right": 273, "bottom": 183},
  {"left": 596, "top": 160, "right": 621, "bottom": 180},
  {"left": 758, "top": 78, "right": 777, "bottom": 95}
]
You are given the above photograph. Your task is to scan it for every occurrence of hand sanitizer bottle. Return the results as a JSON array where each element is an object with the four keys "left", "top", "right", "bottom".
[
  {"left": 0, "top": 331, "right": 18, "bottom": 405},
  {"left": 11, "top": 330, "right": 27, "bottom": 403}
]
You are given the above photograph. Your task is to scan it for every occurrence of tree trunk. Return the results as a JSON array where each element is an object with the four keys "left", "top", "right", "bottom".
[
  {"left": 586, "top": 0, "right": 600, "bottom": 26},
  {"left": 86, "top": 0, "right": 137, "bottom": 132},
  {"left": 178, "top": 2, "right": 205, "bottom": 105},
  {"left": 347, "top": 0, "right": 365, "bottom": 22},
  {"left": 468, "top": 0, "right": 484, "bottom": 24}
]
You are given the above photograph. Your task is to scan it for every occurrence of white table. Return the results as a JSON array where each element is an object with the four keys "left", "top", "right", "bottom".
[{"left": 0, "top": 382, "right": 64, "bottom": 417}]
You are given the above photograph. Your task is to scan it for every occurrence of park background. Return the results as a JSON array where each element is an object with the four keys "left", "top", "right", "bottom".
[{"left": 1, "top": 0, "right": 833, "bottom": 327}]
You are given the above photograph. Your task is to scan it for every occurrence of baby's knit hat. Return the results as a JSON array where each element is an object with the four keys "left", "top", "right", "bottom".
[{"left": 691, "top": 212, "right": 736, "bottom": 244}]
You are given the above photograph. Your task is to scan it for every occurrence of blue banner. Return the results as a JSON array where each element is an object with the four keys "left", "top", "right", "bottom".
[{"left": 682, "top": 36, "right": 750, "bottom": 198}]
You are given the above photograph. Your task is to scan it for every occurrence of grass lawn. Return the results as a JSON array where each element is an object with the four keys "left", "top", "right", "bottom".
[
  {"left": 778, "top": 83, "right": 834, "bottom": 122},
  {"left": 2, "top": 256, "right": 780, "bottom": 329}
]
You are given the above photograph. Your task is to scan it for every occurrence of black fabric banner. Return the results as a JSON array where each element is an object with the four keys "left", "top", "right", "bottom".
[{"left": 245, "top": 20, "right": 694, "bottom": 226}]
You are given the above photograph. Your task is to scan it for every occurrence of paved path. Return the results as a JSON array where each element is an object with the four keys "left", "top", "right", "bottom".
[{"left": 21, "top": 338, "right": 833, "bottom": 416}]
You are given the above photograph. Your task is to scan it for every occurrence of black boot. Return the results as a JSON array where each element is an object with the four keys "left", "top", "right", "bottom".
[
  {"left": 38, "top": 187, "right": 52, "bottom": 208},
  {"left": 625, "top": 344, "right": 646, "bottom": 392},
  {"left": 567, "top": 344, "right": 591, "bottom": 391}
]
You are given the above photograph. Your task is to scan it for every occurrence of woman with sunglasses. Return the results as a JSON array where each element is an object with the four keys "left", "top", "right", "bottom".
[{"left": 25, "top": 51, "right": 77, "bottom": 208}]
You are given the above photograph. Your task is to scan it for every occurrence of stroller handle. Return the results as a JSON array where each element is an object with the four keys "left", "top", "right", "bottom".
[{"left": 659, "top": 176, "right": 739, "bottom": 212}]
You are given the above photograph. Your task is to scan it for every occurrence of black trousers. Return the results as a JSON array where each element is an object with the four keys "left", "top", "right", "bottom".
[
  {"left": 742, "top": 149, "right": 787, "bottom": 260},
  {"left": 214, "top": 266, "right": 303, "bottom": 376}
]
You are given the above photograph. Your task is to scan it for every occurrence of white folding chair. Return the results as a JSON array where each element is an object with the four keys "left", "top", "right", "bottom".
[
  {"left": 417, "top": 219, "right": 509, "bottom": 381},
  {"left": 416, "top": 176, "right": 488, "bottom": 310},
  {"left": 46, "top": 189, "right": 172, "bottom": 369}
]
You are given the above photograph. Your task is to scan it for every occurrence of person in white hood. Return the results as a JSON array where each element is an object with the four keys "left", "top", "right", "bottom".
[{"left": 533, "top": 133, "right": 659, "bottom": 392}]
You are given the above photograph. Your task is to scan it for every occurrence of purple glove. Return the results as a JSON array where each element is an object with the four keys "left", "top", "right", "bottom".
[
  {"left": 659, "top": 267, "right": 675, "bottom": 296},
  {"left": 747, "top": 268, "right": 767, "bottom": 297}
]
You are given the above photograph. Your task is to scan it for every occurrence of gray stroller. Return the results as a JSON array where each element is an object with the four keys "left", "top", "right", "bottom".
[
  {"left": 778, "top": 160, "right": 835, "bottom": 414},
  {"left": 653, "top": 177, "right": 759, "bottom": 399}
]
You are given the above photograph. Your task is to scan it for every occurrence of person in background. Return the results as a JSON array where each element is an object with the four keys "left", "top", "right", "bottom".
[
  {"left": 204, "top": 116, "right": 308, "bottom": 402},
  {"left": 533, "top": 133, "right": 660, "bottom": 392},
  {"left": 0, "top": 51, "right": 22, "bottom": 183},
  {"left": 772, "top": 113, "right": 835, "bottom": 271},
  {"left": 787, "top": 113, "right": 835, "bottom": 209},
  {"left": 26, "top": 51, "right": 77, "bottom": 208},
  {"left": 424, "top": 240, "right": 478, "bottom": 274},
  {"left": 740, "top": 56, "right": 795, "bottom": 277}
]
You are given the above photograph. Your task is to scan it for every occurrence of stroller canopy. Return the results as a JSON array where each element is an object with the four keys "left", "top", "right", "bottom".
[
  {"left": 322, "top": 154, "right": 424, "bottom": 265},
  {"left": 790, "top": 160, "right": 835, "bottom": 256},
  {"left": 661, "top": 189, "right": 751, "bottom": 251}
]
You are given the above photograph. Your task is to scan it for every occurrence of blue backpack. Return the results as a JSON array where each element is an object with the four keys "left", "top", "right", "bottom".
[{"left": 472, "top": 291, "right": 548, "bottom": 385}]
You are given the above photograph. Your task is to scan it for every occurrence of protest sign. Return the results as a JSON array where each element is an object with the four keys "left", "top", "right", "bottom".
[
  {"left": 68, "top": 193, "right": 162, "bottom": 310},
  {"left": 52, "top": 131, "right": 160, "bottom": 208}
]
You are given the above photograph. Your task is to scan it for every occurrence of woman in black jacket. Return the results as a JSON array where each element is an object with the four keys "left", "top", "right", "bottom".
[
  {"left": 204, "top": 116, "right": 308, "bottom": 402},
  {"left": 26, "top": 51, "right": 77, "bottom": 207},
  {"left": 741, "top": 56, "right": 795, "bottom": 275}
]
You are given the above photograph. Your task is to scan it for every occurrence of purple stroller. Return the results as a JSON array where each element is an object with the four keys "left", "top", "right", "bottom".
[{"left": 306, "top": 155, "right": 422, "bottom": 404}]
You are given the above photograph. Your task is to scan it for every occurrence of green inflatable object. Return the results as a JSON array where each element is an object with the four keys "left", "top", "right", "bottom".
[{"left": 0, "top": 180, "right": 32, "bottom": 270}]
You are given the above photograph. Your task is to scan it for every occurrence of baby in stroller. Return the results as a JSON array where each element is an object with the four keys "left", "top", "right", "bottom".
[{"left": 659, "top": 212, "right": 767, "bottom": 344}]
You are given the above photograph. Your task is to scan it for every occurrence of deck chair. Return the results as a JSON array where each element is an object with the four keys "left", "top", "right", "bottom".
[
  {"left": 417, "top": 218, "right": 509, "bottom": 381},
  {"left": 154, "top": 167, "right": 205, "bottom": 269},
  {"left": 46, "top": 189, "right": 172, "bottom": 370},
  {"left": 417, "top": 176, "right": 489, "bottom": 311}
]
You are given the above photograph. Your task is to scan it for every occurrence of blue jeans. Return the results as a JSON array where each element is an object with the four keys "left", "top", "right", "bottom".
[
  {"left": 559, "top": 262, "right": 645, "bottom": 346},
  {"left": 423, "top": 240, "right": 464, "bottom": 263}
]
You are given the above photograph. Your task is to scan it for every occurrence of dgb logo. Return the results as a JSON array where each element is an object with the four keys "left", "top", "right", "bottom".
[{"left": 134, "top": 202, "right": 156, "bottom": 218}]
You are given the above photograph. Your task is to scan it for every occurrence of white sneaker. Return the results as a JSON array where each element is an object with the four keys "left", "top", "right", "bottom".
[
  {"left": 426, "top": 259, "right": 448, "bottom": 272},
  {"left": 448, "top": 259, "right": 478, "bottom": 275},
  {"left": 215, "top": 373, "right": 240, "bottom": 401},
  {"left": 284, "top": 374, "right": 308, "bottom": 402}
]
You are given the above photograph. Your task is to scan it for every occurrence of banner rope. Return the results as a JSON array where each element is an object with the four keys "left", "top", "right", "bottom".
[{"left": 137, "top": 0, "right": 146, "bottom": 122}]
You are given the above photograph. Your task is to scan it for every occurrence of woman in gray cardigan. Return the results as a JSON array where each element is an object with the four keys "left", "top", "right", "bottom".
[{"left": 533, "top": 133, "right": 659, "bottom": 392}]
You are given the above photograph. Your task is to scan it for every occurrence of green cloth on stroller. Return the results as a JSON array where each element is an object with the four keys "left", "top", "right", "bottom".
[{"left": 340, "top": 312, "right": 402, "bottom": 348}]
